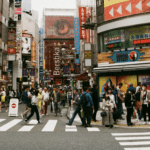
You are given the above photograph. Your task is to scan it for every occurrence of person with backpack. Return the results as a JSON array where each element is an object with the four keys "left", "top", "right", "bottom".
[
  {"left": 66, "top": 89, "right": 86, "bottom": 126},
  {"left": 80, "top": 87, "right": 94, "bottom": 127},
  {"left": 21, "top": 86, "right": 32, "bottom": 119},
  {"left": 25, "top": 89, "right": 41, "bottom": 124}
]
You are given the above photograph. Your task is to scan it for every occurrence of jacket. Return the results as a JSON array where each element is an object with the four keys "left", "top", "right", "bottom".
[
  {"left": 73, "top": 94, "right": 81, "bottom": 109},
  {"left": 92, "top": 88, "right": 99, "bottom": 108},
  {"left": 80, "top": 92, "right": 94, "bottom": 107},
  {"left": 125, "top": 92, "right": 133, "bottom": 107},
  {"left": 140, "top": 90, "right": 150, "bottom": 104},
  {"left": 23, "top": 91, "right": 28, "bottom": 104},
  {"left": 53, "top": 91, "right": 61, "bottom": 103}
]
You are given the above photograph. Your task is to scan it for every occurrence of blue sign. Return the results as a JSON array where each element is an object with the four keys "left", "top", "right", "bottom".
[
  {"left": 75, "top": 59, "right": 80, "bottom": 64},
  {"left": 108, "top": 49, "right": 145, "bottom": 63},
  {"left": 74, "top": 18, "right": 80, "bottom": 57}
]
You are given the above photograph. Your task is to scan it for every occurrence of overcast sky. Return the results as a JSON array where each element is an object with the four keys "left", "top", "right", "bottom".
[{"left": 31, "top": 0, "right": 77, "bottom": 27}]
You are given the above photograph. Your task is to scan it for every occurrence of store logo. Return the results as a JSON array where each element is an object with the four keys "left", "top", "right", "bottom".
[
  {"left": 12, "top": 103, "right": 16, "bottom": 108},
  {"left": 129, "top": 51, "right": 137, "bottom": 61}
]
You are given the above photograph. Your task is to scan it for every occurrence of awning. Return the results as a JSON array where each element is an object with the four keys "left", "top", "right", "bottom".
[
  {"left": 93, "top": 61, "right": 150, "bottom": 73},
  {"left": 0, "top": 79, "right": 7, "bottom": 83},
  {"left": 75, "top": 72, "right": 90, "bottom": 81}
]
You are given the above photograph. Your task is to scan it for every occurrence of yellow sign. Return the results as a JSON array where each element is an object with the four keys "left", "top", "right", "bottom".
[
  {"left": 85, "top": 51, "right": 91, "bottom": 59},
  {"left": 104, "top": 0, "right": 129, "bottom": 7}
]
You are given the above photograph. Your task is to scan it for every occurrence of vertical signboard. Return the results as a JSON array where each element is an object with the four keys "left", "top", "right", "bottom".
[
  {"left": 84, "top": 43, "right": 92, "bottom": 67},
  {"left": 79, "top": 7, "right": 87, "bottom": 40}
]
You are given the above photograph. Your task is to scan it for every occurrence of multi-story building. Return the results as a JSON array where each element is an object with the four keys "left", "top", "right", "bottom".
[
  {"left": 0, "top": 0, "right": 9, "bottom": 89},
  {"left": 94, "top": 0, "right": 150, "bottom": 99}
]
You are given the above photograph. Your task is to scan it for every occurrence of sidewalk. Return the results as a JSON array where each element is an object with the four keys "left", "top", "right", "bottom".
[{"left": 67, "top": 102, "right": 150, "bottom": 128}]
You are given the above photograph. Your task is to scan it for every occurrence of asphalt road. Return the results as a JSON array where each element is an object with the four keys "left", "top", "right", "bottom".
[{"left": 0, "top": 104, "right": 150, "bottom": 150}]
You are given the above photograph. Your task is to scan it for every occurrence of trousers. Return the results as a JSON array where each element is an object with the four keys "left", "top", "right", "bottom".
[{"left": 27, "top": 105, "right": 39, "bottom": 121}]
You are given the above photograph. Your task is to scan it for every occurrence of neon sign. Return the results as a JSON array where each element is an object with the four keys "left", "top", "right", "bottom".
[
  {"left": 133, "top": 39, "right": 150, "bottom": 45},
  {"left": 106, "top": 43, "right": 122, "bottom": 49}
]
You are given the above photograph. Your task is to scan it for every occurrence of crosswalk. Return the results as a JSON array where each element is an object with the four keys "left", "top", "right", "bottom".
[
  {"left": 112, "top": 132, "right": 150, "bottom": 150},
  {"left": 0, "top": 118, "right": 101, "bottom": 132}
]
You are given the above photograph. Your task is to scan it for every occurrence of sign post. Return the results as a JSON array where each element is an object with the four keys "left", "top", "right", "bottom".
[{"left": 8, "top": 99, "right": 19, "bottom": 116}]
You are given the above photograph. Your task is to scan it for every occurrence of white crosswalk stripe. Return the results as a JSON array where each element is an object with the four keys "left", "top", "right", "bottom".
[
  {"left": 0, "top": 119, "right": 101, "bottom": 132},
  {"left": 112, "top": 132, "right": 150, "bottom": 150},
  {"left": 0, "top": 119, "right": 22, "bottom": 131}
]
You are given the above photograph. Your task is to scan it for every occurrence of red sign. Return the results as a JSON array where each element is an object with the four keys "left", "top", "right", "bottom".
[
  {"left": 133, "top": 39, "right": 150, "bottom": 45},
  {"left": 8, "top": 48, "right": 16, "bottom": 54},
  {"left": 79, "top": 7, "right": 87, "bottom": 39},
  {"left": 15, "top": 8, "right": 21, "bottom": 14},
  {"left": 129, "top": 51, "right": 138, "bottom": 61},
  {"left": 12, "top": 103, "right": 16, "bottom": 108},
  {"left": 105, "top": 0, "right": 150, "bottom": 21}
]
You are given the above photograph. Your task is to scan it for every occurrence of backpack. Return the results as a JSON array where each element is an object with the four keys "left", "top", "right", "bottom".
[{"left": 80, "top": 93, "right": 88, "bottom": 107}]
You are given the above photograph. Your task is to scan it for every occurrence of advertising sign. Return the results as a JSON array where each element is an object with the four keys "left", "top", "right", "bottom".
[
  {"left": 129, "top": 25, "right": 150, "bottom": 41},
  {"left": 15, "top": 8, "right": 21, "bottom": 14},
  {"left": 74, "top": 17, "right": 80, "bottom": 55},
  {"left": 8, "top": 48, "right": 16, "bottom": 54},
  {"left": 8, "top": 41, "right": 16, "bottom": 47},
  {"left": 104, "top": 0, "right": 150, "bottom": 21},
  {"left": 9, "top": 99, "right": 19, "bottom": 116},
  {"left": 74, "top": 65, "right": 80, "bottom": 74},
  {"left": 117, "top": 75, "right": 137, "bottom": 92},
  {"left": 8, "top": 33, "right": 15, "bottom": 41},
  {"left": 30, "top": 68, "right": 35, "bottom": 76},
  {"left": 63, "top": 66, "right": 70, "bottom": 74},
  {"left": 8, "top": 21, "right": 16, "bottom": 27},
  {"left": 22, "top": 37, "right": 31, "bottom": 54},
  {"left": 75, "top": 59, "right": 80, "bottom": 64},
  {"left": 104, "top": 29, "right": 125, "bottom": 45},
  {"left": 138, "top": 75, "right": 150, "bottom": 90},
  {"left": 99, "top": 76, "right": 116, "bottom": 99},
  {"left": 23, "top": 68, "right": 27, "bottom": 76},
  {"left": 79, "top": 7, "right": 87, "bottom": 39}
]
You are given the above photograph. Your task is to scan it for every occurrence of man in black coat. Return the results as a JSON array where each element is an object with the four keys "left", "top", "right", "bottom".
[{"left": 92, "top": 83, "right": 99, "bottom": 122}]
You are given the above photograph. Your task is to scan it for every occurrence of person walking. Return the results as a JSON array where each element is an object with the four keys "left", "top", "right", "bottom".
[
  {"left": 92, "top": 83, "right": 99, "bottom": 122},
  {"left": 60, "top": 89, "right": 67, "bottom": 107},
  {"left": 0, "top": 88, "right": 8, "bottom": 112},
  {"left": 66, "top": 89, "right": 86, "bottom": 126},
  {"left": 42, "top": 87, "right": 49, "bottom": 115},
  {"left": 37, "top": 88, "right": 43, "bottom": 116},
  {"left": 140, "top": 84, "right": 150, "bottom": 125},
  {"left": 21, "top": 86, "right": 32, "bottom": 119},
  {"left": 25, "top": 89, "right": 41, "bottom": 124},
  {"left": 80, "top": 87, "right": 94, "bottom": 127},
  {"left": 49, "top": 87, "right": 54, "bottom": 113}
]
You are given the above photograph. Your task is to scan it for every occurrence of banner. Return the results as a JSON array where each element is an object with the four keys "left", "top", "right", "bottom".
[
  {"left": 79, "top": 7, "right": 87, "bottom": 39},
  {"left": 22, "top": 37, "right": 31, "bottom": 54},
  {"left": 117, "top": 75, "right": 137, "bottom": 92},
  {"left": 138, "top": 75, "right": 150, "bottom": 90},
  {"left": 63, "top": 66, "right": 70, "bottom": 74},
  {"left": 104, "top": 0, "right": 150, "bottom": 21},
  {"left": 74, "top": 17, "right": 80, "bottom": 55},
  {"left": 74, "top": 65, "right": 80, "bottom": 74}
]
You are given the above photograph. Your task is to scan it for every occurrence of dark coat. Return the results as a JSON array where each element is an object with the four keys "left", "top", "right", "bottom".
[{"left": 92, "top": 88, "right": 99, "bottom": 109}]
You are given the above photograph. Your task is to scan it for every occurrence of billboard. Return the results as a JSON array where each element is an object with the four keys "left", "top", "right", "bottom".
[
  {"left": 79, "top": 7, "right": 87, "bottom": 39},
  {"left": 63, "top": 66, "right": 70, "bottom": 74},
  {"left": 138, "top": 75, "right": 150, "bottom": 90},
  {"left": 45, "top": 16, "right": 74, "bottom": 39},
  {"left": 22, "top": 37, "right": 31, "bottom": 54},
  {"left": 104, "top": 0, "right": 150, "bottom": 21},
  {"left": 8, "top": 48, "right": 16, "bottom": 54}
]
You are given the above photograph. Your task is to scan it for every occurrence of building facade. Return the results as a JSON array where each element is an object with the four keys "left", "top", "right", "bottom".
[{"left": 94, "top": 0, "right": 150, "bottom": 99}]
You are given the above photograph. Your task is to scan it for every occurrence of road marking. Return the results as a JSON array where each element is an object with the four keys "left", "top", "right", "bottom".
[
  {"left": 120, "top": 141, "right": 150, "bottom": 146},
  {"left": 28, "top": 120, "right": 38, "bottom": 125},
  {"left": 65, "top": 125, "right": 77, "bottom": 132},
  {"left": 42, "top": 120, "right": 57, "bottom": 132},
  {"left": 116, "top": 136, "right": 150, "bottom": 141},
  {"left": 0, "top": 119, "right": 22, "bottom": 131},
  {"left": 124, "top": 147, "right": 150, "bottom": 150},
  {"left": 112, "top": 132, "right": 150, "bottom": 136},
  {"left": 18, "top": 126, "right": 34, "bottom": 132},
  {"left": 87, "top": 127, "right": 100, "bottom": 132},
  {"left": 0, "top": 119, "right": 6, "bottom": 122}
]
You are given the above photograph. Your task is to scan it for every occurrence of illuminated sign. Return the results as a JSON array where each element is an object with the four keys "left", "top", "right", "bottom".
[
  {"left": 106, "top": 43, "right": 122, "bottom": 48},
  {"left": 133, "top": 39, "right": 150, "bottom": 45}
]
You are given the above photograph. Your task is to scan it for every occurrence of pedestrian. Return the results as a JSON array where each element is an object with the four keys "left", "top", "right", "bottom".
[
  {"left": 140, "top": 84, "right": 150, "bottom": 125},
  {"left": 116, "top": 83, "right": 125, "bottom": 120},
  {"left": 127, "top": 83, "right": 136, "bottom": 93},
  {"left": 42, "top": 87, "right": 49, "bottom": 115},
  {"left": 136, "top": 82, "right": 142, "bottom": 93},
  {"left": 21, "top": 86, "right": 32, "bottom": 119},
  {"left": 60, "top": 89, "right": 67, "bottom": 107},
  {"left": 0, "top": 88, "right": 8, "bottom": 112},
  {"left": 25, "top": 89, "right": 41, "bottom": 124},
  {"left": 66, "top": 89, "right": 86, "bottom": 126},
  {"left": 125, "top": 89, "right": 135, "bottom": 126},
  {"left": 37, "top": 88, "right": 43, "bottom": 116},
  {"left": 49, "top": 87, "right": 54, "bottom": 113},
  {"left": 92, "top": 83, "right": 99, "bottom": 122},
  {"left": 102, "top": 93, "right": 114, "bottom": 128},
  {"left": 80, "top": 87, "right": 94, "bottom": 127},
  {"left": 67, "top": 88, "right": 72, "bottom": 107}
]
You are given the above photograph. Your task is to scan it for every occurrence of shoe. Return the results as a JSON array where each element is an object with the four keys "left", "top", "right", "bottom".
[
  {"left": 38, "top": 120, "right": 42, "bottom": 124},
  {"left": 21, "top": 114, "right": 24, "bottom": 119},
  {"left": 24, "top": 119, "right": 28, "bottom": 124},
  {"left": 6, "top": 110, "right": 8, "bottom": 113},
  {"left": 110, "top": 125, "right": 113, "bottom": 128},
  {"left": 87, "top": 124, "right": 92, "bottom": 127},
  {"left": 66, "top": 123, "right": 72, "bottom": 126},
  {"left": 59, "top": 114, "right": 62, "bottom": 117},
  {"left": 120, "top": 118, "right": 125, "bottom": 120},
  {"left": 143, "top": 122, "right": 147, "bottom": 125},
  {"left": 84, "top": 125, "right": 87, "bottom": 128}
]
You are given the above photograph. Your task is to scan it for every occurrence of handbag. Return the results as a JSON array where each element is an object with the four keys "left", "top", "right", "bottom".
[
  {"left": 101, "top": 111, "right": 107, "bottom": 117},
  {"left": 1, "top": 95, "right": 5, "bottom": 103}
]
